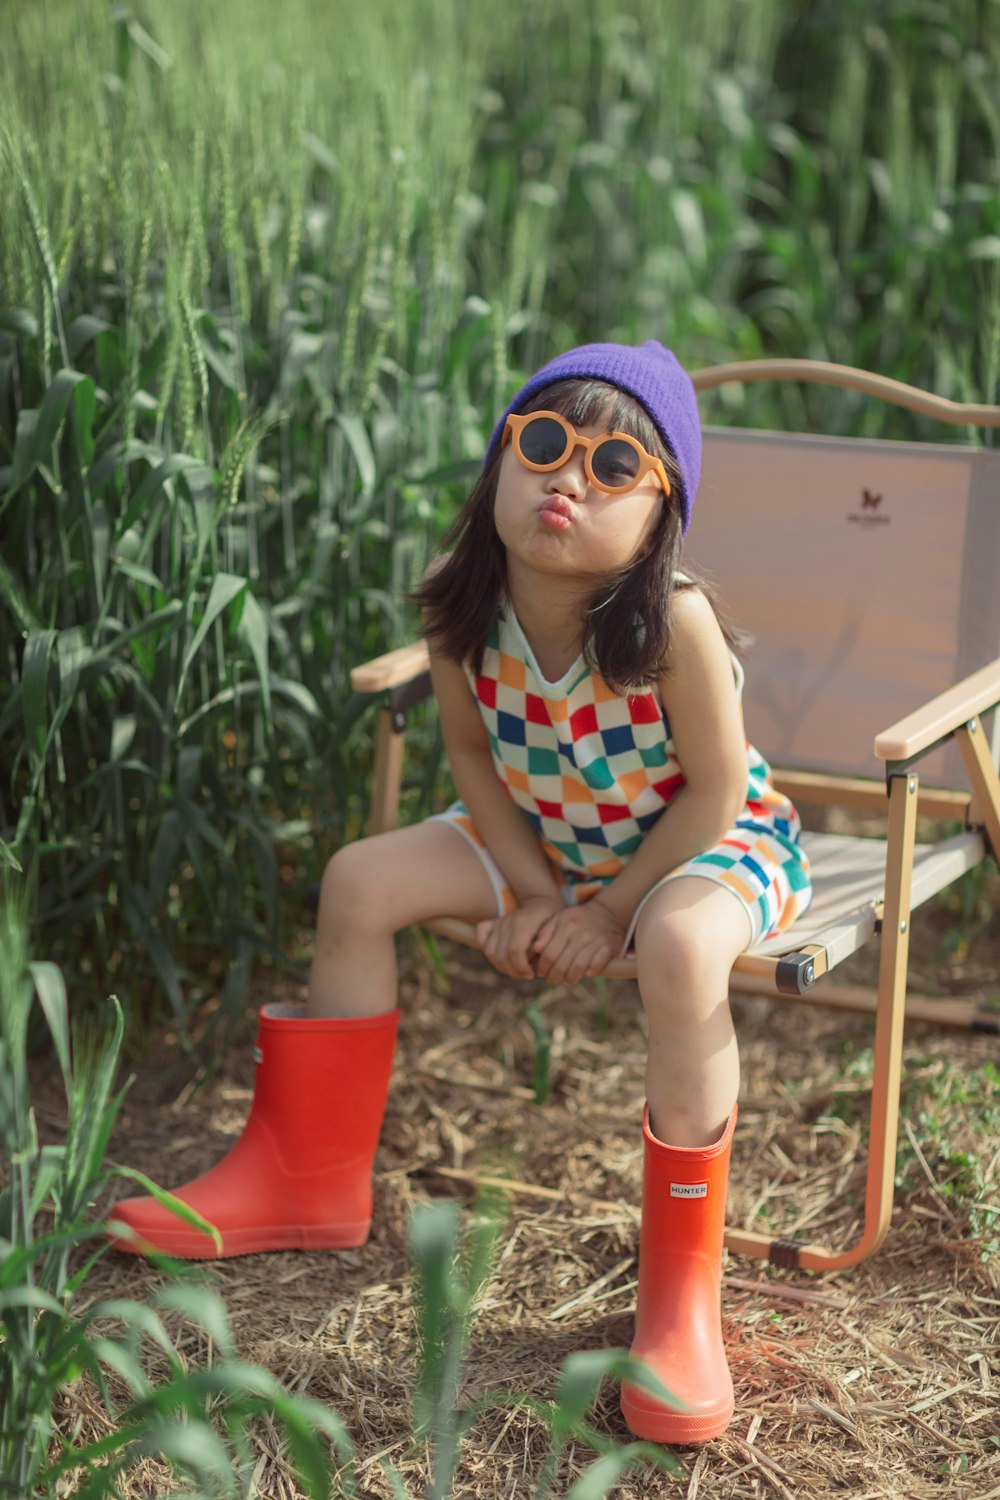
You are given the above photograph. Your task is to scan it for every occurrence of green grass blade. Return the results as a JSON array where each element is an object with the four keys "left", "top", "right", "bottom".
[
  {"left": 107, "top": 1167, "right": 223, "bottom": 1253},
  {"left": 178, "top": 571, "right": 247, "bottom": 696},
  {"left": 237, "top": 589, "right": 272, "bottom": 730},
  {"left": 9, "top": 369, "right": 91, "bottom": 494},
  {"left": 117, "top": 452, "right": 215, "bottom": 534},
  {"left": 155, "top": 1283, "right": 236, "bottom": 1360},
  {"left": 29, "top": 960, "right": 70, "bottom": 1082},
  {"left": 20, "top": 628, "right": 56, "bottom": 766}
]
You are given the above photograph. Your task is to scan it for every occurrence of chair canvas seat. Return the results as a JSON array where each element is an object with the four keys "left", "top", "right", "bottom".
[{"left": 749, "top": 826, "right": 986, "bottom": 960}]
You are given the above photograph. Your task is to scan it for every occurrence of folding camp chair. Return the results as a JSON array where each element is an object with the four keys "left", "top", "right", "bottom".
[{"left": 351, "top": 360, "right": 1000, "bottom": 1274}]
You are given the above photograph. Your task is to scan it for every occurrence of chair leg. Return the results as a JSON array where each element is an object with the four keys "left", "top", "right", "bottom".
[
  {"left": 854, "top": 770, "right": 920, "bottom": 1264},
  {"left": 956, "top": 717, "right": 1000, "bottom": 863},
  {"left": 724, "top": 772, "right": 920, "bottom": 1272},
  {"left": 370, "top": 705, "right": 405, "bottom": 836}
]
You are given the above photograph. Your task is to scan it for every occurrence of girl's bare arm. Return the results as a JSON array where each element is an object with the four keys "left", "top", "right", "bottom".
[{"left": 586, "top": 588, "right": 748, "bottom": 931}]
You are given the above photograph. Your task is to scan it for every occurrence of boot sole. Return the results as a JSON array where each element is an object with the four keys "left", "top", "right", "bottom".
[
  {"left": 620, "top": 1386, "right": 734, "bottom": 1446},
  {"left": 108, "top": 1219, "right": 371, "bottom": 1259}
]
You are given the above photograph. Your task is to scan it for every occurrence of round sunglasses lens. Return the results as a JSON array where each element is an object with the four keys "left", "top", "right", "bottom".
[
  {"left": 519, "top": 417, "right": 570, "bottom": 466},
  {"left": 592, "top": 438, "right": 641, "bottom": 488}
]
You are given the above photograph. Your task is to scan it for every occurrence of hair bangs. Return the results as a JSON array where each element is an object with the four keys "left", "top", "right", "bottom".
[{"left": 522, "top": 378, "right": 669, "bottom": 469}]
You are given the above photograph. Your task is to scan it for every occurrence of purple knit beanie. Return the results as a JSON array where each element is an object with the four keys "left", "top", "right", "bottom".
[{"left": 484, "top": 340, "right": 702, "bottom": 533}]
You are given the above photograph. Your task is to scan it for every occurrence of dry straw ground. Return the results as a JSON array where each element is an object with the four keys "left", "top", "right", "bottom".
[{"left": 53, "top": 869, "right": 1000, "bottom": 1499}]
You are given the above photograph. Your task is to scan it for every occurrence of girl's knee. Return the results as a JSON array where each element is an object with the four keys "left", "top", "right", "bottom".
[
  {"left": 635, "top": 903, "right": 745, "bottom": 1017},
  {"left": 636, "top": 886, "right": 749, "bottom": 973},
  {"left": 637, "top": 914, "right": 707, "bottom": 988},
  {"left": 317, "top": 836, "right": 398, "bottom": 935}
]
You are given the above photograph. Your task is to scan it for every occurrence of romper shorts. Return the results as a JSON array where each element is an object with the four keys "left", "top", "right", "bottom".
[{"left": 431, "top": 802, "right": 812, "bottom": 954}]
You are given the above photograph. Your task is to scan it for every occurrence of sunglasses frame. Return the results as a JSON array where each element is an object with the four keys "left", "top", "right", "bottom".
[{"left": 502, "top": 410, "right": 671, "bottom": 498}]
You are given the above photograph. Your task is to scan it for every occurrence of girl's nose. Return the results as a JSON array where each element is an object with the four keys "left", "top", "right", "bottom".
[{"left": 546, "top": 449, "right": 587, "bottom": 497}]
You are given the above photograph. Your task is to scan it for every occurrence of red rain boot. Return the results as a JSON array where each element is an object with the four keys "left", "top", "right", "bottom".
[
  {"left": 109, "top": 1004, "right": 399, "bottom": 1258},
  {"left": 620, "top": 1106, "right": 737, "bottom": 1444}
]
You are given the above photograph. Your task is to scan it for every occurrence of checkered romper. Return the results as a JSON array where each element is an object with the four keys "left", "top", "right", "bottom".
[{"left": 433, "top": 602, "right": 811, "bottom": 948}]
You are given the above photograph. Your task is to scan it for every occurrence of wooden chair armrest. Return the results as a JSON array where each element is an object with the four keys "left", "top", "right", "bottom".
[
  {"left": 874, "top": 657, "right": 1000, "bottom": 762},
  {"left": 351, "top": 641, "right": 430, "bottom": 694},
  {"left": 692, "top": 359, "right": 1000, "bottom": 426}
]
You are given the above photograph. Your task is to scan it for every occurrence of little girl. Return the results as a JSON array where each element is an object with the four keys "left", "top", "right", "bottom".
[{"left": 112, "top": 342, "right": 811, "bottom": 1445}]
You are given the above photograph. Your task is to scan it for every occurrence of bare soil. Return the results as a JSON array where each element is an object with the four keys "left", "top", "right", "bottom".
[{"left": 52, "top": 857, "right": 999, "bottom": 1500}]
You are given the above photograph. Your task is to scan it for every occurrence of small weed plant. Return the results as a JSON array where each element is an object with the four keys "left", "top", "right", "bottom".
[
  {"left": 403, "top": 1195, "right": 679, "bottom": 1499},
  {"left": 897, "top": 1054, "right": 1000, "bottom": 1260}
]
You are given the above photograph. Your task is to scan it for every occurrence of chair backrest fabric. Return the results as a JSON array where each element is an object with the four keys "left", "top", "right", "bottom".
[{"left": 685, "top": 428, "right": 1000, "bottom": 787}]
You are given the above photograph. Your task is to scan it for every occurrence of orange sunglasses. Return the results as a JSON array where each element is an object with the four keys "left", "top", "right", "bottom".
[{"left": 502, "top": 410, "right": 671, "bottom": 498}]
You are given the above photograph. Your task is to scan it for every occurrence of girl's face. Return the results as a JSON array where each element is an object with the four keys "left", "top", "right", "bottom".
[{"left": 493, "top": 412, "right": 665, "bottom": 587}]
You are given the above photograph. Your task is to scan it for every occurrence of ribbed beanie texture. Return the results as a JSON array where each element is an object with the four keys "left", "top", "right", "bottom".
[{"left": 485, "top": 341, "right": 702, "bottom": 532}]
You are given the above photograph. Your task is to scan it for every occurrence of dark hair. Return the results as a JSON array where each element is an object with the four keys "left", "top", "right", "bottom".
[{"left": 415, "top": 378, "right": 741, "bottom": 693}]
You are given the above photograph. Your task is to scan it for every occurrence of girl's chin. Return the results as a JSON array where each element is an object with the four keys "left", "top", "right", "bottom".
[
  {"left": 497, "top": 523, "right": 599, "bottom": 580},
  {"left": 512, "top": 537, "right": 581, "bottom": 569}
]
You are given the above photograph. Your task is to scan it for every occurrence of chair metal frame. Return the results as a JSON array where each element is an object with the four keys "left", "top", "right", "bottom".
[{"left": 351, "top": 361, "right": 1000, "bottom": 1275}]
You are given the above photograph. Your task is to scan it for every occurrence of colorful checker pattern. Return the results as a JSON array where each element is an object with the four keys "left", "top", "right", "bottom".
[{"left": 437, "top": 603, "right": 812, "bottom": 944}]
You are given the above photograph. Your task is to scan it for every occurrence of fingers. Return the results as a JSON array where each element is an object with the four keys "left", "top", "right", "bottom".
[
  {"left": 533, "top": 907, "right": 623, "bottom": 984},
  {"left": 475, "top": 900, "right": 622, "bottom": 984},
  {"left": 476, "top": 915, "right": 538, "bottom": 980},
  {"left": 533, "top": 915, "right": 558, "bottom": 950},
  {"left": 534, "top": 924, "right": 615, "bottom": 984},
  {"left": 536, "top": 935, "right": 615, "bottom": 984}
]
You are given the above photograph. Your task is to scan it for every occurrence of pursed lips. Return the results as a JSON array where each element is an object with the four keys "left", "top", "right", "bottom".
[{"left": 537, "top": 494, "right": 575, "bottom": 529}]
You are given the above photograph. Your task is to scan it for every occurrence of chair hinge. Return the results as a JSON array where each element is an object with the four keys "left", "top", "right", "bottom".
[
  {"left": 768, "top": 1238, "right": 802, "bottom": 1270},
  {"left": 885, "top": 760, "right": 930, "bottom": 792},
  {"left": 388, "top": 670, "right": 433, "bottom": 730},
  {"left": 775, "top": 952, "right": 818, "bottom": 995}
]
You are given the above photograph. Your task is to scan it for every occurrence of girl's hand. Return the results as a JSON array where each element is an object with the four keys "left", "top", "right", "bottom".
[
  {"left": 476, "top": 895, "right": 565, "bottom": 980},
  {"left": 531, "top": 898, "right": 626, "bottom": 985}
]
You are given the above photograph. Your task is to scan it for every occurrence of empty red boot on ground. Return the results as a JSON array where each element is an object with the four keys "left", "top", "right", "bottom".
[
  {"left": 620, "top": 1105, "right": 737, "bottom": 1444},
  {"left": 108, "top": 1004, "right": 399, "bottom": 1258}
]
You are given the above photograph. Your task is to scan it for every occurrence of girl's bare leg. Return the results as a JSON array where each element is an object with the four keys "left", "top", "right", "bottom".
[
  {"left": 308, "top": 822, "right": 500, "bottom": 1018},
  {"left": 633, "top": 878, "right": 750, "bottom": 1147}
]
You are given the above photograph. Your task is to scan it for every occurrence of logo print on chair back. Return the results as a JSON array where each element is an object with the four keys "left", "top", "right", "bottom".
[{"left": 848, "top": 487, "right": 891, "bottom": 527}]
